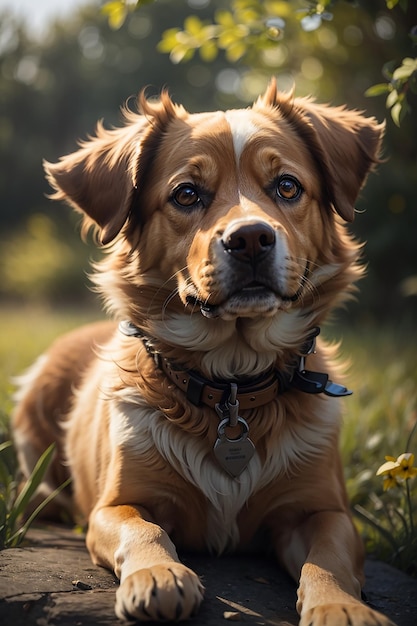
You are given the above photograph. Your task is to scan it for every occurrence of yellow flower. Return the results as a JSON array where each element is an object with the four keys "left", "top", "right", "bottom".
[
  {"left": 395, "top": 453, "right": 417, "bottom": 480},
  {"left": 376, "top": 456, "right": 400, "bottom": 490},
  {"left": 376, "top": 456, "right": 400, "bottom": 476},
  {"left": 376, "top": 452, "right": 417, "bottom": 489},
  {"left": 382, "top": 473, "right": 398, "bottom": 491}
]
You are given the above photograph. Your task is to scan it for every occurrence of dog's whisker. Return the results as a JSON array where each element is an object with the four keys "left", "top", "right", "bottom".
[
  {"left": 161, "top": 288, "right": 182, "bottom": 321},
  {"left": 146, "top": 267, "right": 188, "bottom": 317}
]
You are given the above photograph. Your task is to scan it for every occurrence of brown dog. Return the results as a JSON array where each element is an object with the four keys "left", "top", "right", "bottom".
[{"left": 13, "top": 80, "right": 393, "bottom": 625}]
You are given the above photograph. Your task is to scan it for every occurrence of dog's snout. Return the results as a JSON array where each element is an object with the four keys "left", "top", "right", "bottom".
[{"left": 222, "top": 222, "right": 275, "bottom": 263}]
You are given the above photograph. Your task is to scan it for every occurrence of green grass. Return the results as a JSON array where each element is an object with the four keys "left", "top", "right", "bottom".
[
  {"left": 0, "top": 307, "right": 416, "bottom": 572},
  {"left": 337, "top": 327, "right": 417, "bottom": 479},
  {"left": 332, "top": 326, "right": 417, "bottom": 574},
  {"left": 0, "top": 304, "right": 102, "bottom": 438},
  {"left": 0, "top": 305, "right": 102, "bottom": 548}
]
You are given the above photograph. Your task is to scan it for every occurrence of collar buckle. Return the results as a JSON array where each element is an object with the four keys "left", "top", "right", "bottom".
[{"left": 291, "top": 327, "right": 352, "bottom": 397}]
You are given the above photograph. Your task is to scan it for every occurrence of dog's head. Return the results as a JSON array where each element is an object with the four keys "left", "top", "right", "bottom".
[{"left": 45, "top": 80, "right": 383, "bottom": 369}]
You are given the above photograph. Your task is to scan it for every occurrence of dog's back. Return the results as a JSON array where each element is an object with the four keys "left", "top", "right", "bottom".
[{"left": 13, "top": 321, "right": 115, "bottom": 516}]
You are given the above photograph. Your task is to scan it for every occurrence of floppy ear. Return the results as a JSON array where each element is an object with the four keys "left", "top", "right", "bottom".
[
  {"left": 44, "top": 91, "right": 184, "bottom": 245},
  {"left": 258, "top": 79, "right": 385, "bottom": 221}
]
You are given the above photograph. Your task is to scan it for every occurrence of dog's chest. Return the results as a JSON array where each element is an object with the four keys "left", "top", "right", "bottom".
[
  {"left": 111, "top": 388, "right": 338, "bottom": 552},
  {"left": 111, "top": 398, "right": 283, "bottom": 552}
]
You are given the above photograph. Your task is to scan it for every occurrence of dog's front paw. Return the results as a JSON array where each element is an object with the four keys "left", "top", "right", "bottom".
[
  {"left": 115, "top": 563, "right": 204, "bottom": 622},
  {"left": 300, "top": 602, "right": 396, "bottom": 626}
]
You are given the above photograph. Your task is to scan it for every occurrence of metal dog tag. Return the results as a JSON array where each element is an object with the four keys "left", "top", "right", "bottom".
[{"left": 214, "top": 417, "right": 255, "bottom": 477}]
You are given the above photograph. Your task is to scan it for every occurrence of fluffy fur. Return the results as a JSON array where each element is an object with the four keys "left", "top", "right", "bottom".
[{"left": 13, "top": 80, "right": 394, "bottom": 625}]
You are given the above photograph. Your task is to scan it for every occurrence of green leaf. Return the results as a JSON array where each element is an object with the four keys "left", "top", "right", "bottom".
[
  {"left": 0, "top": 459, "right": 11, "bottom": 492},
  {"left": 264, "top": 1, "right": 292, "bottom": 18},
  {"left": 215, "top": 10, "right": 236, "bottom": 29},
  {"left": 7, "top": 443, "right": 56, "bottom": 532},
  {"left": 0, "top": 495, "right": 7, "bottom": 527},
  {"left": 6, "top": 476, "right": 72, "bottom": 548},
  {"left": 225, "top": 40, "right": 247, "bottom": 63},
  {"left": 0, "top": 441, "right": 14, "bottom": 495},
  {"left": 354, "top": 504, "right": 400, "bottom": 552},
  {"left": 392, "top": 58, "right": 417, "bottom": 81},
  {"left": 386, "top": 88, "right": 399, "bottom": 109},
  {"left": 184, "top": 15, "right": 204, "bottom": 37},
  {"left": 101, "top": 1, "right": 128, "bottom": 30},
  {"left": 0, "top": 497, "right": 7, "bottom": 549},
  {"left": 0, "top": 440, "right": 13, "bottom": 455},
  {"left": 157, "top": 28, "right": 181, "bottom": 54},
  {"left": 391, "top": 101, "right": 403, "bottom": 127},
  {"left": 402, "top": 57, "right": 417, "bottom": 66},
  {"left": 365, "top": 83, "right": 390, "bottom": 97},
  {"left": 218, "top": 24, "right": 249, "bottom": 49},
  {"left": 200, "top": 40, "right": 218, "bottom": 62},
  {"left": 170, "top": 45, "right": 195, "bottom": 65}
]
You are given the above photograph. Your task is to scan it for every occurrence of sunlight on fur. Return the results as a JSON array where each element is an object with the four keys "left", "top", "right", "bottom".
[{"left": 12, "top": 80, "right": 395, "bottom": 625}]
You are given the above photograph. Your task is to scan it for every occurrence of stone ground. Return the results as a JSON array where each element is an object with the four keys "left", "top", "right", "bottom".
[{"left": 0, "top": 525, "right": 416, "bottom": 626}]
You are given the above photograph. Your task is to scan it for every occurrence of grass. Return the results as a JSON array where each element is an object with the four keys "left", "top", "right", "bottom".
[
  {"left": 0, "top": 306, "right": 416, "bottom": 572},
  {"left": 0, "top": 305, "right": 102, "bottom": 548},
  {"left": 335, "top": 326, "right": 417, "bottom": 575},
  {"left": 0, "top": 304, "right": 102, "bottom": 437}
]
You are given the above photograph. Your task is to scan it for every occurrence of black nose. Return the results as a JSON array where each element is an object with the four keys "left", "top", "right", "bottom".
[{"left": 222, "top": 221, "right": 276, "bottom": 264}]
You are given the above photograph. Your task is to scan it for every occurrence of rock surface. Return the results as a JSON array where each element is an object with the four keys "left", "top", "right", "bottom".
[{"left": 1, "top": 525, "right": 416, "bottom": 625}]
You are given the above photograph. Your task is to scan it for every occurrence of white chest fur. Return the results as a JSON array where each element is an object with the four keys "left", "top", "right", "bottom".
[
  {"left": 110, "top": 389, "right": 338, "bottom": 553},
  {"left": 110, "top": 395, "right": 277, "bottom": 553}
]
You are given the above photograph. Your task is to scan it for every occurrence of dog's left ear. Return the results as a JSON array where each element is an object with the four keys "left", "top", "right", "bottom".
[
  {"left": 258, "top": 80, "right": 385, "bottom": 221},
  {"left": 44, "top": 91, "right": 183, "bottom": 244}
]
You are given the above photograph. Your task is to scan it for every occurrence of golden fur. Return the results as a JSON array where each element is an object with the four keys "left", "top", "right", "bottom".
[{"left": 13, "top": 80, "right": 394, "bottom": 625}]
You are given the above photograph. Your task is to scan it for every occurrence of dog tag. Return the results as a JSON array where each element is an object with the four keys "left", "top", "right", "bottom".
[{"left": 214, "top": 417, "right": 255, "bottom": 477}]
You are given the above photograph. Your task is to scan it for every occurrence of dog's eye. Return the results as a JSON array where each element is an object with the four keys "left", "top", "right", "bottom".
[
  {"left": 276, "top": 176, "right": 303, "bottom": 201},
  {"left": 171, "top": 184, "right": 202, "bottom": 210}
]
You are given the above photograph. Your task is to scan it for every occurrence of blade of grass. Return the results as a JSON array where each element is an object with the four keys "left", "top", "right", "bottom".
[
  {"left": 7, "top": 443, "right": 56, "bottom": 532},
  {"left": 6, "top": 476, "right": 72, "bottom": 547},
  {"left": 0, "top": 441, "right": 13, "bottom": 454},
  {"left": 354, "top": 504, "right": 400, "bottom": 553}
]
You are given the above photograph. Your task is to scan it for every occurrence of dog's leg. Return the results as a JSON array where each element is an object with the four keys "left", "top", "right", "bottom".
[
  {"left": 281, "top": 511, "right": 396, "bottom": 626},
  {"left": 86, "top": 504, "right": 204, "bottom": 622}
]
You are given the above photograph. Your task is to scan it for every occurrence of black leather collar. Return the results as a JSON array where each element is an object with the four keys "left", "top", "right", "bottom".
[{"left": 118, "top": 321, "right": 352, "bottom": 408}]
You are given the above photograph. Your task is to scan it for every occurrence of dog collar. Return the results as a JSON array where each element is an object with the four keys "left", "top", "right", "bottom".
[
  {"left": 118, "top": 320, "right": 351, "bottom": 410},
  {"left": 119, "top": 320, "right": 351, "bottom": 477}
]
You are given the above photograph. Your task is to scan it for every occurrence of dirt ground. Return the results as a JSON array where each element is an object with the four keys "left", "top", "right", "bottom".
[{"left": 1, "top": 525, "right": 416, "bottom": 625}]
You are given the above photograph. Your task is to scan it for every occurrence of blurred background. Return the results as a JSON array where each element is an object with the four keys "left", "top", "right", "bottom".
[{"left": 0, "top": 0, "right": 416, "bottom": 320}]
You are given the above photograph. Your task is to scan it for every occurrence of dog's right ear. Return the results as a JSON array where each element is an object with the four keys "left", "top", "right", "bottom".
[
  {"left": 44, "top": 121, "right": 143, "bottom": 245},
  {"left": 44, "top": 91, "right": 184, "bottom": 245}
]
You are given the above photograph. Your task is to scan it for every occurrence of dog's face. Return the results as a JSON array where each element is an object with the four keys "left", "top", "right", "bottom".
[
  {"left": 45, "top": 81, "right": 383, "bottom": 332},
  {"left": 137, "top": 105, "right": 329, "bottom": 322}
]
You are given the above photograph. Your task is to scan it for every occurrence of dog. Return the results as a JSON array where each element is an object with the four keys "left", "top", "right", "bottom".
[{"left": 13, "top": 79, "right": 393, "bottom": 625}]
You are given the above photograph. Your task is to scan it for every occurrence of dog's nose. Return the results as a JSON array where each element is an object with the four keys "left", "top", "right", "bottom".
[{"left": 222, "top": 222, "right": 275, "bottom": 263}]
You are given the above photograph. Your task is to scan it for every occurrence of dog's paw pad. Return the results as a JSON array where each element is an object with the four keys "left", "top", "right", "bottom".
[
  {"left": 300, "top": 602, "right": 397, "bottom": 626},
  {"left": 115, "top": 563, "right": 204, "bottom": 622}
]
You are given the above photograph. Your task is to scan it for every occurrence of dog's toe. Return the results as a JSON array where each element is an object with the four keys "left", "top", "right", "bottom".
[
  {"left": 300, "top": 602, "right": 397, "bottom": 626},
  {"left": 115, "top": 563, "right": 204, "bottom": 622}
]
